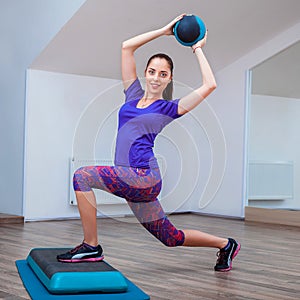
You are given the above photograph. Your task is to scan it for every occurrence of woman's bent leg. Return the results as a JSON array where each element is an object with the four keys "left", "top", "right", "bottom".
[
  {"left": 76, "top": 191, "right": 98, "bottom": 246},
  {"left": 72, "top": 165, "right": 128, "bottom": 245}
]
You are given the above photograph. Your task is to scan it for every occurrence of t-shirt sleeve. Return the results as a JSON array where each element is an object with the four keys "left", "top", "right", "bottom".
[
  {"left": 160, "top": 98, "right": 182, "bottom": 120},
  {"left": 124, "top": 78, "right": 144, "bottom": 102}
]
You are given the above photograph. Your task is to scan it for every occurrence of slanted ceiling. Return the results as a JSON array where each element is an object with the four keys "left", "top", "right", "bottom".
[{"left": 31, "top": 0, "right": 300, "bottom": 97}]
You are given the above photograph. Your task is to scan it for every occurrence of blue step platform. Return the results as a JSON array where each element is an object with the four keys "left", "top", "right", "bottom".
[
  {"left": 26, "top": 248, "right": 129, "bottom": 294},
  {"left": 16, "top": 248, "right": 150, "bottom": 299}
]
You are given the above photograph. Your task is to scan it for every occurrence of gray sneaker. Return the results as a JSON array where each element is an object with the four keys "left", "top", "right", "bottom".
[{"left": 57, "top": 242, "right": 104, "bottom": 263}]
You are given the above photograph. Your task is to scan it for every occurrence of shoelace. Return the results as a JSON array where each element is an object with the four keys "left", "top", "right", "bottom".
[
  {"left": 69, "top": 242, "right": 85, "bottom": 254},
  {"left": 216, "top": 249, "right": 228, "bottom": 263}
]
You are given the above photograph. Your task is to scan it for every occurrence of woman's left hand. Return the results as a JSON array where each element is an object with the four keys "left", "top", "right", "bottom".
[{"left": 191, "top": 30, "right": 208, "bottom": 52}]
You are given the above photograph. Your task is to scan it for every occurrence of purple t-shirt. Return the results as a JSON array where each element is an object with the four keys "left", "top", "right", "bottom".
[{"left": 114, "top": 78, "right": 182, "bottom": 169}]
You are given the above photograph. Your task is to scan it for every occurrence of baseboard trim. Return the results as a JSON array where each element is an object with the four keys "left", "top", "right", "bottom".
[
  {"left": 245, "top": 206, "right": 300, "bottom": 227},
  {"left": 0, "top": 214, "right": 24, "bottom": 224}
]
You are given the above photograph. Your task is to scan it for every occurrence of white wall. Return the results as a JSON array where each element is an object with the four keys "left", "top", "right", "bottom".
[
  {"left": 249, "top": 94, "right": 300, "bottom": 209},
  {"left": 0, "top": 0, "right": 86, "bottom": 216},
  {"left": 24, "top": 70, "right": 118, "bottom": 220}
]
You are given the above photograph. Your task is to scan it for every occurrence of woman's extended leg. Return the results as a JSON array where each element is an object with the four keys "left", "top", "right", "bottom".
[
  {"left": 182, "top": 229, "right": 228, "bottom": 248},
  {"left": 139, "top": 215, "right": 240, "bottom": 271},
  {"left": 129, "top": 196, "right": 240, "bottom": 272}
]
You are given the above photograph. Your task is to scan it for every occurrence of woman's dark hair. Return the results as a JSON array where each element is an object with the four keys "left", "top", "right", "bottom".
[{"left": 145, "top": 53, "right": 174, "bottom": 100}]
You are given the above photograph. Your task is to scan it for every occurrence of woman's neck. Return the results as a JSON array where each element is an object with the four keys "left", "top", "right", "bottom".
[
  {"left": 138, "top": 97, "right": 156, "bottom": 108},
  {"left": 144, "top": 91, "right": 162, "bottom": 101}
]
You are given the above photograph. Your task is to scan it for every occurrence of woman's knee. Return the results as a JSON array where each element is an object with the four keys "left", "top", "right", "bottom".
[
  {"left": 161, "top": 229, "right": 185, "bottom": 247},
  {"left": 142, "top": 217, "right": 185, "bottom": 247},
  {"left": 73, "top": 167, "right": 91, "bottom": 192}
]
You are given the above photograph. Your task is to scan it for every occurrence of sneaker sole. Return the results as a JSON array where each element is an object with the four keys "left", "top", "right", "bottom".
[
  {"left": 216, "top": 243, "right": 241, "bottom": 272},
  {"left": 232, "top": 243, "right": 241, "bottom": 261},
  {"left": 58, "top": 255, "right": 104, "bottom": 263}
]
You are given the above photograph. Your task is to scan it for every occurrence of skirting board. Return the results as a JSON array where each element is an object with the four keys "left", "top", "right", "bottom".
[
  {"left": 0, "top": 214, "right": 24, "bottom": 224},
  {"left": 245, "top": 206, "right": 300, "bottom": 227}
]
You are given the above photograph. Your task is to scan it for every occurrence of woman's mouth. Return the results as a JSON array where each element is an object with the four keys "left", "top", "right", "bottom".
[{"left": 151, "top": 83, "right": 160, "bottom": 89}]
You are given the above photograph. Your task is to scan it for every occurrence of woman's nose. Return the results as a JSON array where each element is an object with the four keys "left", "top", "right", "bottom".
[{"left": 153, "top": 73, "right": 159, "bottom": 81}]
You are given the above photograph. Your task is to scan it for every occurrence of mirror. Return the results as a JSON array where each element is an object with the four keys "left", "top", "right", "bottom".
[{"left": 247, "top": 41, "right": 300, "bottom": 211}]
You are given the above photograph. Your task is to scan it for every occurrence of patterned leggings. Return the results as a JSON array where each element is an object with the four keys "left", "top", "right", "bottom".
[{"left": 73, "top": 165, "right": 185, "bottom": 247}]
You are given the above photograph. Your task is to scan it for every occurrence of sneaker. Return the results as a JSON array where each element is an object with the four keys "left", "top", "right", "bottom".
[
  {"left": 214, "top": 238, "right": 240, "bottom": 272},
  {"left": 57, "top": 242, "right": 104, "bottom": 263}
]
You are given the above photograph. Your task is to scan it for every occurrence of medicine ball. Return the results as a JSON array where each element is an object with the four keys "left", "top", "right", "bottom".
[{"left": 173, "top": 14, "right": 206, "bottom": 47}]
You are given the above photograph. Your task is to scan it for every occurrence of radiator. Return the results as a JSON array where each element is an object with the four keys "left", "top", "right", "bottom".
[
  {"left": 69, "top": 158, "right": 163, "bottom": 205},
  {"left": 248, "top": 161, "right": 293, "bottom": 200}
]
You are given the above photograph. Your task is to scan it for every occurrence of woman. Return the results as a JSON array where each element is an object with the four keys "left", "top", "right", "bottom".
[{"left": 57, "top": 14, "right": 240, "bottom": 272}]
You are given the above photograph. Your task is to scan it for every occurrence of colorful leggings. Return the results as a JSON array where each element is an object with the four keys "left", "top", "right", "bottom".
[{"left": 73, "top": 165, "right": 185, "bottom": 247}]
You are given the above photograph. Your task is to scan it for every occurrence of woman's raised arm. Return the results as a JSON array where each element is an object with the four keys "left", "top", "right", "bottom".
[
  {"left": 121, "top": 14, "right": 185, "bottom": 90},
  {"left": 178, "top": 33, "right": 217, "bottom": 115}
]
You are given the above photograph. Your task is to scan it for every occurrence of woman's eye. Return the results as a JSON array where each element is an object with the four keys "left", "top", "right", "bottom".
[
  {"left": 160, "top": 73, "right": 169, "bottom": 78},
  {"left": 149, "top": 70, "right": 155, "bottom": 75}
]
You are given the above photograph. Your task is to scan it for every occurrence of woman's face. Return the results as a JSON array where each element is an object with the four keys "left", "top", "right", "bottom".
[{"left": 144, "top": 57, "right": 172, "bottom": 97}]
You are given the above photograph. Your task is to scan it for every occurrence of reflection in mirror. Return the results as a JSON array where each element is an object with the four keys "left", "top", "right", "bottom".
[{"left": 247, "top": 41, "right": 300, "bottom": 211}]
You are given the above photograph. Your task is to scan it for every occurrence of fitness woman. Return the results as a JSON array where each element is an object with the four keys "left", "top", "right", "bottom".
[{"left": 57, "top": 14, "right": 240, "bottom": 272}]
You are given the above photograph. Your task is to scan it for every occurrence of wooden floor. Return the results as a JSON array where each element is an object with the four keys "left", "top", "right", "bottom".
[{"left": 0, "top": 213, "right": 299, "bottom": 300}]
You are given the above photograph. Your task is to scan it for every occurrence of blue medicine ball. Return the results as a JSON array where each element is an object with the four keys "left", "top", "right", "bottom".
[{"left": 173, "top": 15, "right": 206, "bottom": 47}]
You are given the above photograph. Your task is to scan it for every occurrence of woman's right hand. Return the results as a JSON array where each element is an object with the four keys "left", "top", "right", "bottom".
[{"left": 161, "top": 14, "right": 186, "bottom": 36}]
